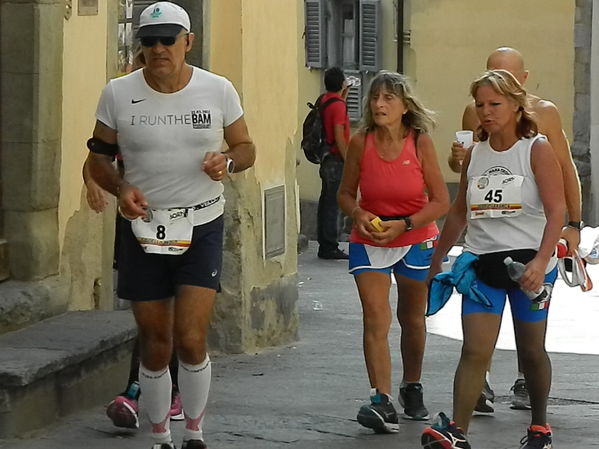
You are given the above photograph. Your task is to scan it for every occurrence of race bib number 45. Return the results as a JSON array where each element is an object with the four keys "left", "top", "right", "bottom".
[
  {"left": 131, "top": 208, "right": 194, "bottom": 255},
  {"left": 469, "top": 175, "right": 524, "bottom": 219}
]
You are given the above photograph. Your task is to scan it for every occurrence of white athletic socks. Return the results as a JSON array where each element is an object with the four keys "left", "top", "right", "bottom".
[
  {"left": 139, "top": 364, "right": 173, "bottom": 444},
  {"left": 178, "top": 355, "right": 212, "bottom": 442}
]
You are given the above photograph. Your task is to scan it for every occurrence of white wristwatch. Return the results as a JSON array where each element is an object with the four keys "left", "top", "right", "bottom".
[{"left": 222, "top": 153, "right": 235, "bottom": 174}]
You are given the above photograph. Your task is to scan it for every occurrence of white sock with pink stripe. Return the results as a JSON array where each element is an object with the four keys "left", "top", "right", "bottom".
[
  {"left": 179, "top": 355, "right": 211, "bottom": 442},
  {"left": 139, "top": 364, "right": 172, "bottom": 444}
]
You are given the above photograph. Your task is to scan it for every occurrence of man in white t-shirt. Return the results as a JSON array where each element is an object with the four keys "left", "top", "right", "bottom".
[{"left": 86, "top": 3, "right": 255, "bottom": 449}]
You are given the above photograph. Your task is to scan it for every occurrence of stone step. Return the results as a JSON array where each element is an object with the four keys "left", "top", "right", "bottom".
[
  {"left": 0, "top": 239, "right": 8, "bottom": 281},
  {"left": 0, "top": 310, "right": 136, "bottom": 437}
]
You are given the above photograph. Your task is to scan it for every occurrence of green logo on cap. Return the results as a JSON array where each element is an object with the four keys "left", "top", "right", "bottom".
[{"left": 150, "top": 7, "right": 162, "bottom": 19}]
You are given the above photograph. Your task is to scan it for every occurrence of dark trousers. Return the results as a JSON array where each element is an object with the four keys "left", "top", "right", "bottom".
[{"left": 317, "top": 154, "right": 344, "bottom": 254}]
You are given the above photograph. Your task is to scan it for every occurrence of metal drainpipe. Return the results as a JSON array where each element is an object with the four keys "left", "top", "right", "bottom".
[{"left": 396, "top": 0, "right": 404, "bottom": 73}]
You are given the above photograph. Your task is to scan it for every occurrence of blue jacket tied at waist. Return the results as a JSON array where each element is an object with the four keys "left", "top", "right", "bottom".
[{"left": 426, "top": 252, "right": 492, "bottom": 316}]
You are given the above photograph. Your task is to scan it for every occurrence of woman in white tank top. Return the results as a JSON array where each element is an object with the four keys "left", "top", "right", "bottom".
[{"left": 421, "top": 70, "right": 565, "bottom": 449}]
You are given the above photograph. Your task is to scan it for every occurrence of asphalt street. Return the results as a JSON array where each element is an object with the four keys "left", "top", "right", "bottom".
[{"left": 1, "top": 241, "right": 598, "bottom": 448}]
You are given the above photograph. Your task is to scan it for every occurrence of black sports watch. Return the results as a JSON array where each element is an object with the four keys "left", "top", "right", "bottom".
[
  {"left": 567, "top": 221, "right": 583, "bottom": 230},
  {"left": 222, "top": 153, "right": 235, "bottom": 174},
  {"left": 402, "top": 216, "right": 414, "bottom": 231}
]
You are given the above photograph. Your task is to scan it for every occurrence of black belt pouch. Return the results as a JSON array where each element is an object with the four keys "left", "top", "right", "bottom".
[{"left": 474, "top": 249, "right": 537, "bottom": 289}]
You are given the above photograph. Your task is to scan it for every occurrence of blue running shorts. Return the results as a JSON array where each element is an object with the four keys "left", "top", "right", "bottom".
[
  {"left": 462, "top": 266, "right": 558, "bottom": 322},
  {"left": 349, "top": 236, "right": 438, "bottom": 281}
]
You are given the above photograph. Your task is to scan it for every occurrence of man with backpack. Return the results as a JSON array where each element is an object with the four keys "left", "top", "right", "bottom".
[{"left": 316, "top": 67, "right": 351, "bottom": 259}]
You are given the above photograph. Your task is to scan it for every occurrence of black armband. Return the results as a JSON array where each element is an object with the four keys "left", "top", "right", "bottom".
[{"left": 87, "top": 137, "right": 119, "bottom": 158}]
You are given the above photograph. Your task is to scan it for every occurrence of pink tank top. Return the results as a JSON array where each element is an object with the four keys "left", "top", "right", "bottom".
[{"left": 350, "top": 131, "right": 439, "bottom": 247}]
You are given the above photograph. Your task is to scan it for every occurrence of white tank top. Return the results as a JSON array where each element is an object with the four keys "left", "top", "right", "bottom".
[{"left": 464, "top": 135, "right": 547, "bottom": 254}]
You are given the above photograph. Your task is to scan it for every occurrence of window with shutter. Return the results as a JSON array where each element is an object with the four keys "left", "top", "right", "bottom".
[
  {"left": 117, "top": 0, "right": 154, "bottom": 74},
  {"left": 132, "top": 0, "right": 155, "bottom": 33},
  {"left": 304, "top": 0, "right": 326, "bottom": 68},
  {"left": 359, "top": 0, "right": 381, "bottom": 72},
  {"left": 303, "top": 0, "right": 382, "bottom": 120},
  {"left": 344, "top": 70, "right": 363, "bottom": 122},
  {"left": 117, "top": 0, "right": 135, "bottom": 74},
  {"left": 338, "top": 0, "right": 359, "bottom": 69}
]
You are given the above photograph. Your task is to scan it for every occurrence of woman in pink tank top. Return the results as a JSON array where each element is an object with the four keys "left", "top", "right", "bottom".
[{"left": 338, "top": 71, "right": 449, "bottom": 432}]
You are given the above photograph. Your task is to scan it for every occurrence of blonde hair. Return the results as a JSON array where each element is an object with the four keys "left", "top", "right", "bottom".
[
  {"left": 470, "top": 69, "right": 537, "bottom": 141},
  {"left": 360, "top": 71, "right": 436, "bottom": 134}
]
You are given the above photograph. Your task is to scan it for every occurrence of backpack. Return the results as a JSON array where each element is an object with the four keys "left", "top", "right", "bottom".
[{"left": 301, "top": 94, "right": 343, "bottom": 164}]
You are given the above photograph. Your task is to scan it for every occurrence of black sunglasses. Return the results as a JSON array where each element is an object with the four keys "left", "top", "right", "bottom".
[{"left": 140, "top": 33, "right": 187, "bottom": 48}]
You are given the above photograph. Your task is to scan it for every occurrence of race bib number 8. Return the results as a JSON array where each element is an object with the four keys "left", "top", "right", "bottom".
[
  {"left": 131, "top": 208, "right": 194, "bottom": 255},
  {"left": 469, "top": 175, "right": 524, "bottom": 219}
]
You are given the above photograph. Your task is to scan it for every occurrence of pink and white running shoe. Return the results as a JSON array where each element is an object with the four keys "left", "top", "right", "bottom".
[
  {"left": 106, "top": 395, "right": 139, "bottom": 429},
  {"left": 169, "top": 391, "right": 184, "bottom": 421}
]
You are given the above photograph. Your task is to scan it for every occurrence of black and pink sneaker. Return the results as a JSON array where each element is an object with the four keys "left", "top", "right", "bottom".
[
  {"left": 519, "top": 424, "right": 552, "bottom": 449},
  {"left": 106, "top": 394, "right": 139, "bottom": 429}
]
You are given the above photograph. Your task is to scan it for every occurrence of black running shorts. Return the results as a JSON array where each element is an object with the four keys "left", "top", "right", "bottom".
[{"left": 117, "top": 215, "right": 224, "bottom": 301}]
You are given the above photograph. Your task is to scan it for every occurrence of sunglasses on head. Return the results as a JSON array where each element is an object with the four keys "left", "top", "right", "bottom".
[{"left": 140, "top": 34, "right": 186, "bottom": 47}]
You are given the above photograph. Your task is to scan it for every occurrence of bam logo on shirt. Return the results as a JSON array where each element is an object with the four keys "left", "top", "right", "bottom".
[{"left": 192, "top": 110, "right": 211, "bottom": 129}]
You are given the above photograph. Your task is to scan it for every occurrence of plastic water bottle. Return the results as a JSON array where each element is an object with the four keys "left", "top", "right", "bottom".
[
  {"left": 126, "top": 381, "right": 140, "bottom": 399},
  {"left": 504, "top": 257, "right": 552, "bottom": 310}
]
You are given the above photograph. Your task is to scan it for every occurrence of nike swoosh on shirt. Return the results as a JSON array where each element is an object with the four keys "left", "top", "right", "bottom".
[{"left": 131, "top": 98, "right": 146, "bottom": 104}]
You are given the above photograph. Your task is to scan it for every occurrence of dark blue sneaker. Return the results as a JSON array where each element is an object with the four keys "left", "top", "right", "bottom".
[
  {"left": 357, "top": 388, "right": 399, "bottom": 433},
  {"left": 474, "top": 379, "right": 495, "bottom": 415},
  {"left": 421, "top": 412, "right": 471, "bottom": 449},
  {"left": 399, "top": 382, "right": 430, "bottom": 420}
]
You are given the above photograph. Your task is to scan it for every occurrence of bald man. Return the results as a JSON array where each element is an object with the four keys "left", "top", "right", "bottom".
[{"left": 449, "top": 47, "right": 582, "bottom": 415}]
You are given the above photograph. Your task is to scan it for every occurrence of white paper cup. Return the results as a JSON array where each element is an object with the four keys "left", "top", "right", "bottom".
[
  {"left": 455, "top": 130, "right": 474, "bottom": 148},
  {"left": 346, "top": 75, "right": 361, "bottom": 87}
]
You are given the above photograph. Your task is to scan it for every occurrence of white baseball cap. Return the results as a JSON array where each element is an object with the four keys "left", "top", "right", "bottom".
[{"left": 137, "top": 2, "right": 191, "bottom": 38}]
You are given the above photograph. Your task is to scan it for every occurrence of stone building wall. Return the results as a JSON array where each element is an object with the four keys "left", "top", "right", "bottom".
[{"left": 573, "top": 0, "right": 594, "bottom": 224}]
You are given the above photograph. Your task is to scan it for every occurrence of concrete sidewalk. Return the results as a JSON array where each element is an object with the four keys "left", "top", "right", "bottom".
[{"left": 1, "top": 241, "right": 598, "bottom": 449}]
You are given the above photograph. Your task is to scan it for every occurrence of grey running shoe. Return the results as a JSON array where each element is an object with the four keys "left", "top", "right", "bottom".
[
  {"left": 519, "top": 424, "right": 553, "bottom": 448},
  {"left": 421, "top": 412, "right": 471, "bottom": 449},
  {"left": 399, "top": 382, "right": 430, "bottom": 420},
  {"left": 151, "top": 443, "right": 176, "bottom": 449},
  {"left": 510, "top": 378, "right": 531, "bottom": 410},
  {"left": 357, "top": 388, "right": 399, "bottom": 433},
  {"left": 473, "top": 380, "right": 495, "bottom": 415}
]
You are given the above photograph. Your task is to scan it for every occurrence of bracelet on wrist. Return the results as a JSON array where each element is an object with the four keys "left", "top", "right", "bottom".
[{"left": 117, "top": 205, "right": 135, "bottom": 221}]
